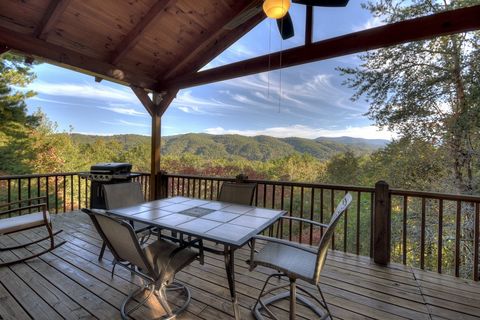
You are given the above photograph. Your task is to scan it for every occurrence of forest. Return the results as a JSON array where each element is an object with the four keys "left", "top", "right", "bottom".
[{"left": 1, "top": 0, "right": 480, "bottom": 279}]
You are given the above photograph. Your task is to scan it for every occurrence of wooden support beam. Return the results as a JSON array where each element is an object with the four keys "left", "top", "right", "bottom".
[
  {"left": 158, "top": 90, "right": 178, "bottom": 117},
  {"left": 34, "top": 0, "right": 72, "bottom": 40},
  {"left": 374, "top": 181, "right": 391, "bottom": 265},
  {"left": 164, "top": 5, "right": 480, "bottom": 89},
  {"left": 305, "top": 6, "right": 313, "bottom": 45},
  {"left": 0, "top": 25, "right": 157, "bottom": 90},
  {"left": 110, "top": 0, "right": 176, "bottom": 65},
  {"left": 150, "top": 92, "right": 162, "bottom": 200},
  {"left": 161, "top": 1, "right": 264, "bottom": 81},
  {"left": 130, "top": 85, "right": 154, "bottom": 116}
]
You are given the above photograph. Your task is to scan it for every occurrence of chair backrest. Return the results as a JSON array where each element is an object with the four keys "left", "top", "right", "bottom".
[
  {"left": 103, "top": 182, "right": 145, "bottom": 209},
  {"left": 313, "top": 193, "right": 352, "bottom": 283},
  {"left": 218, "top": 182, "right": 257, "bottom": 205},
  {"left": 82, "top": 209, "right": 152, "bottom": 273}
]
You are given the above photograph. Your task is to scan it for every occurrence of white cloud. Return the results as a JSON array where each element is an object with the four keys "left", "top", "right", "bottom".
[
  {"left": 99, "top": 106, "right": 147, "bottom": 116},
  {"left": 353, "top": 15, "right": 384, "bottom": 32},
  {"left": 204, "top": 124, "right": 396, "bottom": 140},
  {"left": 101, "top": 119, "right": 149, "bottom": 127},
  {"left": 28, "top": 81, "right": 138, "bottom": 103}
]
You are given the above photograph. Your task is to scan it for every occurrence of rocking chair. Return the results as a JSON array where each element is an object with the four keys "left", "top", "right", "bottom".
[{"left": 0, "top": 197, "right": 65, "bottom": 267}]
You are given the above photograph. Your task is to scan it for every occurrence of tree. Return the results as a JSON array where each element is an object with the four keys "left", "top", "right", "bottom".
[
  {"left": 325, "top": 150, "right": 361, "bottom": 185},
  {"left": 338, "top": 0, "right": 480, "bottom": 195},
  {"left": 0, "top": 53, "right": 40, "bottom": 174}
]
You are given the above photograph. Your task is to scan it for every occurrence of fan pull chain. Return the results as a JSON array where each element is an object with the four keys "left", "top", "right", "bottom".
[
  {"left": 267, "top": 19, "right": 272, "bottom": 98},
  {"left": 278, "top": 20, "right": 284, "bottom": 113}
]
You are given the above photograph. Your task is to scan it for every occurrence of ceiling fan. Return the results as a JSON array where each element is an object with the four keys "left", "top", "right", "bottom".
[
  {"left": 225, "top": 0, "right": 349, "bottom": 40},
  {"left": 265, "top": 0, "right": 349, "bottom": 40}
]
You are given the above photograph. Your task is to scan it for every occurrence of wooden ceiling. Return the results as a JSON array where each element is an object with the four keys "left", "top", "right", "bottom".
[
  {"left": 1, "top": 1, "right": 479, "bottom": 94},
  {"left": 0, "top": 0, "right": 265, "bottom": 90}
]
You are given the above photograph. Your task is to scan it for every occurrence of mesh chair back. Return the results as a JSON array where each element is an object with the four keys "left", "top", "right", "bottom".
[
  {"left": 103, "top": 182, "right": 144, "bottom": 209},
  {"left": 313, "top": 193, "right": 352, "bottom": 283},
  {"left": 85, "top": 209, "right": 150, "bottom": 272},
  {"left": 218, "top": 182, "right": 257, "bottom": 205}
]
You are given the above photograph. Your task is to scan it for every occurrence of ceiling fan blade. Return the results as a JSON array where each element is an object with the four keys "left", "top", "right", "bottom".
[
  {"left": 292, "top": 0, "right": 349, "bottom": 7},
  {"left": 276, "top": 12, "right": 294, "bottom": 40}
]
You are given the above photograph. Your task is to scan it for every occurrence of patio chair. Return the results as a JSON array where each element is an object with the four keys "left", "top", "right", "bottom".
[
  {"left": 97, "top": 182, "right": 153, "bottom": 260},
  {"left": 0, "top": 197, "right": 65, "bottom": 267},
  {"left": 82, "top": 208, "right": 199, "bottom": 320},
  {"left": 248, "top": 193, "right": 353, "bottom": 320},
  {"left": 218, "top": 181, "right": 257, "bottom": 205}
]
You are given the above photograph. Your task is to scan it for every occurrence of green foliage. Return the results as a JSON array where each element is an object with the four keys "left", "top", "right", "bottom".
[{"left": 338, "top": 0, "right": 480, "bottom": 194}]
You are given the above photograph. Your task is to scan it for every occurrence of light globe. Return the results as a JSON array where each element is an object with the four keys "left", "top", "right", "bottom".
[{"left": 263, "top": 0, "right": 291, "bottom": 19}]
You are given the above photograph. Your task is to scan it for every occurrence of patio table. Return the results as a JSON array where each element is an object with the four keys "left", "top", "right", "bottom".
[{"left": 106, "top": 196, "right": 287, "bottom": 319}]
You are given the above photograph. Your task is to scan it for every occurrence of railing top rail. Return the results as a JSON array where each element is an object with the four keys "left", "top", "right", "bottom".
[
  {"left": 0, "top": 172, "right": 150, "bottom": 180},
  {"left": 390, "top": 188, "right": 480, "bottom": 202},
  {"left": 164, "top": 173, "right": 375, "bottom": 193}
]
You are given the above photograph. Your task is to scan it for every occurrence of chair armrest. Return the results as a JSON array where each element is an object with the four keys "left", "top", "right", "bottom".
[
  {"left": 0, "top": 197, "right": 47, "bottom": 209},
  {"left": 253, "top": 235, "right": 317, "bottom": 254},
  {"left": 279, "top": 216, "right": 329, "bottom": 229},
  {"left": 249, "top": 235, "right": 317, "bottom": 266},
  {"left": 0, "top": 199, "right": 48, "bottom": 221}
]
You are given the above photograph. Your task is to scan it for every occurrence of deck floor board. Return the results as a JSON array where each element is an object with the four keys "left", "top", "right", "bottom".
[{"left": 1, "top": 212, "right": 479, "bottom": 320}]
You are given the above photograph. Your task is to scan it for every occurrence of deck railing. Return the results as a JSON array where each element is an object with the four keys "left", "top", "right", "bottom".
[
  {"left": 0, "top": 172, "right": 150, "bottom": 214},
  {"left": 160, "top": 173, "right": 480, "bottom": 281},
  {"left": 1, "top": 171, "right": 479, "bottom": 281}
]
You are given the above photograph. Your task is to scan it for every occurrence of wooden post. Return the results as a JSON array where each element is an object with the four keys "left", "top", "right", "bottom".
[
  {"left": 156, "top": 170, "right": 168, "bottom": 199},
  {"left": 374, "top": 180, "right": 391, "bottom": 265},
  {"left": 150, "top": 92, "right": 161, "bottom": 200},
  {"left": 305, "top": 5, "right": 313, "bottom": 45}
]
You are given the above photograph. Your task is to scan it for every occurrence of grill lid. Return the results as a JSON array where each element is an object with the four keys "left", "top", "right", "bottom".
[{"left": 90, "top": 162, "right": 132, "bottom": 174}]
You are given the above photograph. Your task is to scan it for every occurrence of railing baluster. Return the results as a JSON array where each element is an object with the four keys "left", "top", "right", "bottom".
[
  {"left": 204, "top": 179, "right": 207, "bottom": 199},
  {"left": 438, "top": 199, "right": 443, "bottom": 274},
  {"left": 263, "top": 183, "right": 267, "bottom": 208},
  {"left": 474, "top": 202, "right": 479, "bottom": 281},
  {"left": 63, "top": 175, "right": 66, "bottom": 213},
  {"left": 84, "top": 177, "right": 88, "bottom": 208},
  {"left": 344, "top": 190, "right": 348, "bottom": 252},
  {"left": 356, "top": 191, "right": 361, "bottom": 255},
  {"left": 455, "top": 200, "right": 461, "bottom": 277},
  {"left": 280, "top": 185, "right": 285, "bottom": 239},
  {"left": 209, "top": 179, "right": 213, "bottom": 200},
  {"left": 403, "top": 196, "right": 408, "bottom": 265},
  {"left": 420, "top": 197, "right": 426, "bottom": 269},
  {"left": 370, "top": 192, "right": 374, "bottom": 258},
  {"left": 54, "top": 175, "right": 58, "bottom": 214},
  {"left": 78, "top": 175, "right": 81, "bottom": 210},
  {"left": 27, "top": 177, "right": 32, "bottom": 213},
  {"left": 45, "top": 176, "right": 50, "bottom": 210},
  {"left": 320, "top": 188, "right": 324, "bottom": 238},
  {"left": 289, "top": 186, "right": 294, "bottom": 242},
  {"left": 7, "top": 179, "right": 11, "bottom": 212},
  {"left": 272, "top": 184, "right": 276, "bottom": 209},
  {"left": 331, "top": 189, "right": 335, "bottom": 250},
  {"left": 299, "top": 186, "right": 304, "bottom": 244},
  {"left": 70, "top": 175, "right": 74, "bottom": 211},
  {"left": 309, "top": 188, "right": 315, "bottom": 246}
]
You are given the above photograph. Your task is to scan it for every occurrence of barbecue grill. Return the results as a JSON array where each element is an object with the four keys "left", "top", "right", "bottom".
[{"left": 79, "top": 162, "right": 140, "bottom": 209}]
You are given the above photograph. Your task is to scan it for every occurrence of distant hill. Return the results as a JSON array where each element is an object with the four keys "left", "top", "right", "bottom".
[{"left": 71, "top": 133, "right": 389, "bottom": 161}]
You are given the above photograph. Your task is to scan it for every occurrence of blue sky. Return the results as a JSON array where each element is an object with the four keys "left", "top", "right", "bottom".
[{"left": 24, "top": 2, "right": 394, "bottom": 140}]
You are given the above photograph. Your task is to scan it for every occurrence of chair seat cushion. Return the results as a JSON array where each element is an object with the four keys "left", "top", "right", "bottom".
[
  {"left": 253, "top": 242, "right": 317, "bottom": 283},
  {"left": 143, "top": 240, "right": 198, "bottom": 283},
  {"left": 0, "top": 212, "right": 50, "bottom": 235}
]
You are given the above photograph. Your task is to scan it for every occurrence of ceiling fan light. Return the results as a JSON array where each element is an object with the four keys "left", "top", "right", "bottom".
[{"left": 263, "top": 0, "right": 291, "bottom": 19}]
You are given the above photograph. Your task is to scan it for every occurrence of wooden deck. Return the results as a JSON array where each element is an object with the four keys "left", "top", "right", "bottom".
[{"left": 1, "top": 212, "right": 479, "bottom": 320}]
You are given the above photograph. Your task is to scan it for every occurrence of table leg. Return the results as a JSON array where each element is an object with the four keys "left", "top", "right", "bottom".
[{"left": 224, "top": 246, "right": 240, "bottom": 320}]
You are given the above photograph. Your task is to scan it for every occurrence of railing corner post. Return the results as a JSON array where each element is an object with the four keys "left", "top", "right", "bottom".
[
  {"left": 374, "top": 180, "right": 391, "bottom": 265},
  {"left": 155, "top": 170, "right": 169, "bottom": 200}
]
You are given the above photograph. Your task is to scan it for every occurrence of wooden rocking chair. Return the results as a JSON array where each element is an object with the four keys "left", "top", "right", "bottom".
[{"left": 0, "top": 197, "right": 65, "bottom": 267}]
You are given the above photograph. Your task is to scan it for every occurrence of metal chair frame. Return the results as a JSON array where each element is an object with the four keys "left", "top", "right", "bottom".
[
  {"left": 248, "top": 193, "right": 353, "bottom": 320},
  {"left": 83, "top": 208, "right": 200, "bottom": 320}
]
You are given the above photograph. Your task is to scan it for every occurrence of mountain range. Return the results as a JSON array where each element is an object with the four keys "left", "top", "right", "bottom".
[{"left": 71, "top": 133, "right": 389, "bottom": 161}]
